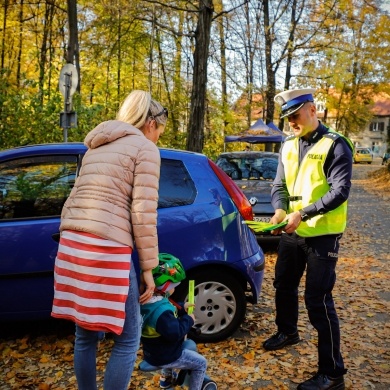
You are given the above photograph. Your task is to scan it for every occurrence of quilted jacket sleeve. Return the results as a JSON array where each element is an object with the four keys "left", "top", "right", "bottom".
[{"left": 131, "top": 141, "right": 160, "bottom": 272}]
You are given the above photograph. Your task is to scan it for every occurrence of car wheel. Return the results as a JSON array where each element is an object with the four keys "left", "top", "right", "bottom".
[{"left": 173, "top": 269, "right": 247, "bottom": 343}]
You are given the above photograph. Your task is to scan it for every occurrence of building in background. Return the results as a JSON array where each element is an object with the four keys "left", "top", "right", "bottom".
[{"left": 316, "top": 91, "right": 390, "bottom": 156}]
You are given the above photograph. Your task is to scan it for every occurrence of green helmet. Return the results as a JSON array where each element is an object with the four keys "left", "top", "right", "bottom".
[{"left": 152, "top": 253, "right": 186, "bottom": 287}]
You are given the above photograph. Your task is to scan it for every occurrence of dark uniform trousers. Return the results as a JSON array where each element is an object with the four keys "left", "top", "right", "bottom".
[{"left": 274, "top": 232, "right": 347, "bottom": 377}]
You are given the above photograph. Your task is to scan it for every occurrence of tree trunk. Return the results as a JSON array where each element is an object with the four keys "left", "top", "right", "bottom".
[
  {"left": 16, "top": 0, "right": 24, "bottom": 86},
  {"left": 157, "top": 30, "right": 174, "bottom": 123},
  {"left": 171, "top": 11, "right": 184, "bottom": 141},
  {"left": 1, "top": 0, "right": 9, "bottom": 71},
  {"left": 117, "top": 6, "right": 122, "bottom": 101},
  {"left": 39, "top": 1, "right": 55, "bottom": 103},
  {"left": 216, "top": 0, "right": 228, "bottom": 132},
  {"left": 66, "top": 0, "right": 80, "bottom": 92},
  {"left": 245, "top": 1, "right": 254, "bottom": 126},
  {"left": 262, "top": 0, "right": 275, "bottom": 152},
  {"left": 148, "top": 4, "right": 156, "bottom": 92},
  {"left": 262, "top": 0, "right": 275, "bottom": 125},
  {"left": 279, "top": 0, "right": 297, "bottom": 131},
  {"left": 186, "top": 0, "right": 214, "bottom": 153}
]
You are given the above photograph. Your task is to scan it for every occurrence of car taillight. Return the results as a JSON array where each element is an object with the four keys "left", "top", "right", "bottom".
[{"left": 208, "top": 159, "right": 253, "bottom": 221}]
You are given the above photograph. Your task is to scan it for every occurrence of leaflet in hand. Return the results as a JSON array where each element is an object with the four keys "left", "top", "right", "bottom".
[{"left": 243, "top": 220, "right": 288, "bottom": 232}]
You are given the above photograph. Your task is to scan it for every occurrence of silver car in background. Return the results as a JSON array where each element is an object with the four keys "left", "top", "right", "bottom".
[{"left": 215, "top": 151, "right": 280, "bottom": 244}]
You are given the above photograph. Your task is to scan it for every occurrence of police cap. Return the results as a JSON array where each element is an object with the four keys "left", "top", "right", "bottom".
[{"left": 274, "top": 88, "right": 316, "bottom": 118}]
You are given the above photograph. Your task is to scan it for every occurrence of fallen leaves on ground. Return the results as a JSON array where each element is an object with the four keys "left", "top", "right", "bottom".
[
  {"left": 364, "top": 167, "right": 390, "bottom": 201},
  {"left": 1, "top": 167, "right": 389, "bottom": 390}
]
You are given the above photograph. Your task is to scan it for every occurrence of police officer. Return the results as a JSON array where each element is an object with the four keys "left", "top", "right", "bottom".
[{"left": 263, "top": 88, "right": 353, "bottom": 390}]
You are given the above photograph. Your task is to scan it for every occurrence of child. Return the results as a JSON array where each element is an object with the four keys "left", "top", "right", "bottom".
[{"left": 140, "top": 253, "right": 217, "bottom": 390}]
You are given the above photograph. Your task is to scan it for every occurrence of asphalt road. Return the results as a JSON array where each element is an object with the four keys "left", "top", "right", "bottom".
[{"left": 344, "top": 158, "right": 389, "bottom": 258}]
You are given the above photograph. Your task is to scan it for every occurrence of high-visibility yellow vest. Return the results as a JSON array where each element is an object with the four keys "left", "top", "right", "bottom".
[{"left": 281, "top": 132, "right": 349, "bottom": 237}]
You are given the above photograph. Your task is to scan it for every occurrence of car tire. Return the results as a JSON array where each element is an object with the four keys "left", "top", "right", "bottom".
[{"left": 173, "top": 269, "right": 247, "bottom": 343}]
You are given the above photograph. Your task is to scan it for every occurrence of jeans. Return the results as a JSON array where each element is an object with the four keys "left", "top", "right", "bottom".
[
  {"left": 274, "top": 232, "right": 346, "bottom": 377},
  {"left": 159, "top": 339, "right": 207, "bottom": 390},
  {"left": 74, "top": 258, "right": 141, "bottom": 390}
]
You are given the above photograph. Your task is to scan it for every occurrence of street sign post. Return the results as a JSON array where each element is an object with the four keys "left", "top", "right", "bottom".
[{"left": 59, "top": 64, "right": 79, "bottom": 142}]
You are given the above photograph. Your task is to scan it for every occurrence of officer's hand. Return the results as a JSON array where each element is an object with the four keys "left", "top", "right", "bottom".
[{"left": 284, "top": 211, "right": 302, "bottom": 234}]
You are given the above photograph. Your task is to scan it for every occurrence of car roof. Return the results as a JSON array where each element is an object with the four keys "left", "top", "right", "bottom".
[
  {"left": 0, "top": 142, "right": 87, "bottom": 159},
  {"left": 0, "top": 143, "right": 207, "bottom": 162}
]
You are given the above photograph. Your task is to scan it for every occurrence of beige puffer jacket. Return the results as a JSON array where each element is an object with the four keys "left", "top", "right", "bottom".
[{"left": 60, "top": 120, "right": 160, "bottom": 272}]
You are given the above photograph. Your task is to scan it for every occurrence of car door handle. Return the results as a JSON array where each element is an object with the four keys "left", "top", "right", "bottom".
[{"left": 52, "top": 233, "right": 61, "bottom": 243}]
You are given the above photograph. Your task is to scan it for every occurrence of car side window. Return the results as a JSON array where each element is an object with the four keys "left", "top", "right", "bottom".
[
  {"left": 0, "top": 155, "right": 78, "bottom": 220},
  {"left": 158, "top": 158, "right": 196, "bottom": 208}
]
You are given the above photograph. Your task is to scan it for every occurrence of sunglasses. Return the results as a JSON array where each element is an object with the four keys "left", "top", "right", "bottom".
[{"left": 149, "top": 107, "right": 168, "bottom": 120}]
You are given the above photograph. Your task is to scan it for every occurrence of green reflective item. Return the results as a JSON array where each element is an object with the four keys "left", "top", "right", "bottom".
[{"left": 243, "top": 220, "right": 288, "bottom": 232}]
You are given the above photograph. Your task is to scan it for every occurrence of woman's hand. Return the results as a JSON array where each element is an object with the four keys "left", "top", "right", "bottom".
[{"left": 139, "top": 270, "right": 155, "bottom": 304}]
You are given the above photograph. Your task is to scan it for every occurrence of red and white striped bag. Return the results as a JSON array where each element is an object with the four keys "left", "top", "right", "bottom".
[{"left": 51, "top": 230, "right": 132, "bottom": 335}]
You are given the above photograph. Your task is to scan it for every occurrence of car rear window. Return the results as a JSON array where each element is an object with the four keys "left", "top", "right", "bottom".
[
  {"left": 356, "top": 149, "right": 370, "bottom": 154},
  {"left": 0, "top": 155, "right": 196, "bottom": 219},
  {"left": 0, "top": 155, "right": 78, "bottom": 219},
  {"left": 216, "top": 155, "right": 278, "bottom": 180},
  {"left": 158, "top": 158, "right": 196, "bottom": 208}
]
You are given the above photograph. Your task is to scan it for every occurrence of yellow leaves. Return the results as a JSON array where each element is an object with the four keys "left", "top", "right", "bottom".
[
  {"left": 242, "top": 351, "right": 255, "bottom": 360},
  {"left": 38, "top": 384, "right": 51, "bottom": 390},
  {"left": 6, "top": 370, "right": 16, "bottom": 380},
  {"left": 377, "top": 363, "right": 390, "bottom": 373},
  {"left": 55, "top": 371, "right": 64, "bottom": 379},
  {"left": 62, "top": 354, "right": 73, "bottom": 362},
  {"left": 40, "top": 355, "right": 50, "bottom": 363}
]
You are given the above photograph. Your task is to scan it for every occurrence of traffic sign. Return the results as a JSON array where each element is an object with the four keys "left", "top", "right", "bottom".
[{"left": 59, "top": 63, "right": 78, "bottom": 98}]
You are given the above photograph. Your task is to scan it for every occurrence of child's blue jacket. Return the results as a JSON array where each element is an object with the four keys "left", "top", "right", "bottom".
[{"left": 141, "top": 297, "right": 194, "bottom": 366}]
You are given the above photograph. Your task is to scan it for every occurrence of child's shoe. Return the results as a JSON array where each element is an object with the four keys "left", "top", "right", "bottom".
[
  {"left": 202, "top": 378, "right": 218, "bottom": 390},
  {"left": 159, "top": 371, "right": 178, "bottom": 389}
]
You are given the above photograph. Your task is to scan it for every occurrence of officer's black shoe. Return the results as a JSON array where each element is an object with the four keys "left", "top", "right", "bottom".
[
  {"left": 263, "top": 331, "right": 300, "bottom": 351},
  {"left": 297, "top": 373, "right": 345, "bottom": 390}
]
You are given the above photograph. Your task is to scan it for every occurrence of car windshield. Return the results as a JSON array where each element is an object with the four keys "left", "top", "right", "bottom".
[
  {"left": 216, "top": 153, "right": 278, "bottom": 181},
  {"left": 357, "top": 149, "right": 370, "bottom": 154}
]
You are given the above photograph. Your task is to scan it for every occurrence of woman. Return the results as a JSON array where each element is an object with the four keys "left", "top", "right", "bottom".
[{"left": 51, "top": 90, "right": 168, "bottom": 390}]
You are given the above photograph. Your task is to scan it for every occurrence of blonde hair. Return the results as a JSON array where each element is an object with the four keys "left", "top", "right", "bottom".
[{"left": 116, "top": 90, "right": 167, "bottom": 128}]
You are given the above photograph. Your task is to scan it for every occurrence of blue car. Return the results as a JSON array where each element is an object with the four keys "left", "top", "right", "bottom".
[{"left": 0, "top": 143, "right": 264, "bottom": 342}]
